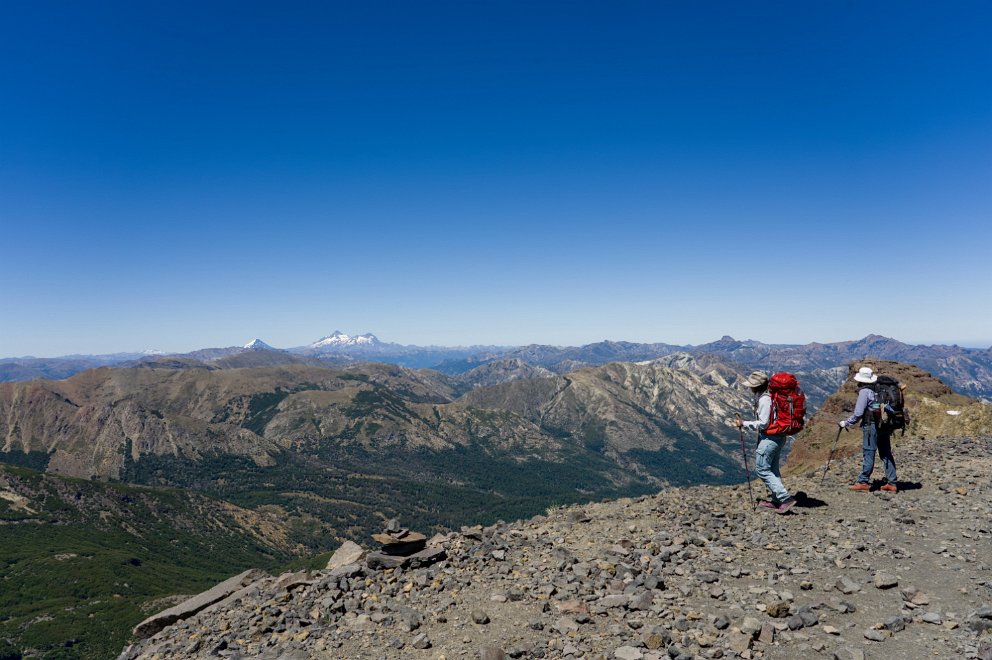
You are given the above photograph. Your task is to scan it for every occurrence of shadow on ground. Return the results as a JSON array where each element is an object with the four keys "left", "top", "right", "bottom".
[{"left": 793, "top": 491, "right": 828, "bottom": 508}]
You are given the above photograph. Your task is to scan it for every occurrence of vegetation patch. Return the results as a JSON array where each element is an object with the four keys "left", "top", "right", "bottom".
[
  {"left": 626, "top": 422, "right": 741, "bottom": 487},
  {"left": 0, "top": 465, "right": 293, "bottom": 660},
  {"left": 0, "top": 450, "right": 51, "bottom": 472}
]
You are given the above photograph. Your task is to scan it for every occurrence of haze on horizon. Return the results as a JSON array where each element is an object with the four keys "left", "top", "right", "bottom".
[{"left": 2, "top": 2, "right": 990, "bottom": 358}]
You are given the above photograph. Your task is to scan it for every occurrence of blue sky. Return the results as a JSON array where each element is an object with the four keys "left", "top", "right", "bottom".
[{"left": 2, "top": 1, "right": 990, "bottom": 356}]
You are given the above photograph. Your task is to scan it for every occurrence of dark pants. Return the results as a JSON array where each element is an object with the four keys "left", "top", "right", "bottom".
[{"left": 857, "top": 423, "right": 897, "bottom": 484}]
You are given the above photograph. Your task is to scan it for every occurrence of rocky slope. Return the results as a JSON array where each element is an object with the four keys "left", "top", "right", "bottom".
[
  {"left": 452, "top": 359, "right": 557, "bottom": 392},
  {"left": 118, "top": 432, "right": 992, "bottom": 660}
]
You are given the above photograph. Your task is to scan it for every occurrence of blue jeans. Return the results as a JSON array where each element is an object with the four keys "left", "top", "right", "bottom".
[
  {"left": 857, "top": 423, "right": 897, "bottom": 484},
  {"left": 755, "top": 435, "right": 790, "bottom": 502}
]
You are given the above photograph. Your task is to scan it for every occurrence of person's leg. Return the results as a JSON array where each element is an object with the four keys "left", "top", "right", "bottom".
[
  {"left": 771, "top": 436, "right": 783, "bottom": 479},
  {"left": 755, "top": 437, "right": 789, "bottom": 502},
  {"left": 856, "top": 424, "right": 878, "bottom": 484},
  {"left": 877, "top": 427, "right": 897, "bottom": 484}
]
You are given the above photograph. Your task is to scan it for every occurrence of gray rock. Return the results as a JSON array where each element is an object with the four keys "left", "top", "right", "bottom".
[
  {"left": 873, "top": 572, "right": 899, "bottom": 589},
  {"left": 864, "top": 628, "right": 886, "bottom": 642},
  {"left": 326, "top": 540, "right": 366, "bottom": 571},
  {"left": 274, "top": 570, "right": 315, "bottom": 592},
  {"left": 799, "top": 609, "right": 819, "bottom": 627},
  {"left": 327, "top": 562, "right": 363, "bottom": 579},
  {"left": 970, "top": 618, "right": 992, "bottom": 634},
  {"left": 883, "top": 615, "right": 906, "bottom": 633},
  {"left": 835, "top": 577, "right": 861, "bottom": 594},
  {"left": 472, "top": 610, "right": 491, "bottom": 625},
  {"left": 366, "top": 552, "right": 406, "bottom": 570},
  {"left": 599, "top": 594, "right": 630, "bottom": 609},
  {"left": 697, "top": 571, "right": 720, "bottom": 583},
  {"left": 406, "top": 546, "right": 447, "bottom": 569},
  {"left": 628, "top": 590, "right": 654, "bottom": 611},
  {"left": 740, "top": 617, "right": 762, "bottom": 636},
  {"left": 400, "top": 608, "right": 423, "bottom": 631},
  {"left": 728, "top": 631, "right": 752, "bottom": 654},
  {"left": 132, "top": 569, "right": 268, "bottom": 639},
  {"left": 833, "top": 649, "right": 866, "bottom": 660},
  {"left": 614, "top": 647, "right": 644, "bottom": 660}
]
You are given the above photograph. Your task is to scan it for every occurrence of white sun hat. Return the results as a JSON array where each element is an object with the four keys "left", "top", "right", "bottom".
[{"left": 853, "top": 366, "right": 878, "bottom": 384}]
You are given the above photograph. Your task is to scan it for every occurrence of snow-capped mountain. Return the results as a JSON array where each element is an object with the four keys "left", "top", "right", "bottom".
[
  {"left": 309, "top": 331, "right": 379, "bottom": 349},
  {"left": 243, "top": 339, "right": 274, "bottom": 351}
]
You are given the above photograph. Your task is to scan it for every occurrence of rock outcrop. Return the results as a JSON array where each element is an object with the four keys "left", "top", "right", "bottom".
[{"left": 119, "top": 433, "right": 992, "bottom": 659}]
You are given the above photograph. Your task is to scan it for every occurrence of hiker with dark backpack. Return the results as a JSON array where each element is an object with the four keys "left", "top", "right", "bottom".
[
  {"left": 839, "top": 366, "right": 899, "bottom": 493},
  {"left": 735, "top": 370, "right": 801, "bottom": 514}
]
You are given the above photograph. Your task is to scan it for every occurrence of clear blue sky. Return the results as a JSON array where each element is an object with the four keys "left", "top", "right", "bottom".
[{"left": 2, "top": 1, "right": 990, "bottom": 356}]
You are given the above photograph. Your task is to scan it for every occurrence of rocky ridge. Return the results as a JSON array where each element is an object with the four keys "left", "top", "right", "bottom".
[{"left": 119, "top": 433, "right": 992, "bottom": 660}]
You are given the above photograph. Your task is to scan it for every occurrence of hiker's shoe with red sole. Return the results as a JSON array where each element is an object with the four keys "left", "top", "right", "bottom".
[
  {"left": 849, "top": 483, "right": 871, "bottom": 491},
  {"left": 880, "top": 483, "right": 898, "bottom": 493},
  {"left": 758, "top": 500, "right": 779, "bottom": 510},
  {"left": 775, "top": 497, "right": 797, "bottom": 514}
]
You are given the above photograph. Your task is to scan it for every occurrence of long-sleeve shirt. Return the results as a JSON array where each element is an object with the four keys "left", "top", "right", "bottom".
[
  {"left": 843, "top": 387, "right": 875, "bottom": 427},
  {"left": 742, "top": 393, "right": 771, "bottom": 437}
]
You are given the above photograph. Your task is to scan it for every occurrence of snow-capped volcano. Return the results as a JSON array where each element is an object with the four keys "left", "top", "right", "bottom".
[
  {"left": 310, "top": 331, "right": 379, "bottom": 349},
  {"left": 243, "top": 339, "right": 275, "bottom": 351}
]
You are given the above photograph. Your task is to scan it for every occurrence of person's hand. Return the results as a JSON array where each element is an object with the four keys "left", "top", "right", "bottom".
[
  {"left": 838, "top": 421, "right": 849, "bottom": 429},
  {"left": 734, "top": 416, "right": 743, "bottom": 429}
]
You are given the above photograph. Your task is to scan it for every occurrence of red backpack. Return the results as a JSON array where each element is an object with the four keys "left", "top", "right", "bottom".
[{"left": 765, "top": 372, "right": 806, "bottom": 435}]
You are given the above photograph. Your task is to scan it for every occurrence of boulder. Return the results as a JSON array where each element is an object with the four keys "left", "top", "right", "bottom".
[
  {"left": 326, "top": 540, "right": 366, "bottom": 570},
  {"left": 132, "top": 569, "right": 267, "bottom": 639}
]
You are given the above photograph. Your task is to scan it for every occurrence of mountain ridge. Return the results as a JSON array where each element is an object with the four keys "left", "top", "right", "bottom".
[{"left": 4, "top": 333, "right": 990, "bottom": 400}]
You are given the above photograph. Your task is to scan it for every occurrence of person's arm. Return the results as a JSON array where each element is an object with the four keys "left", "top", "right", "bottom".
[
  {"left": 841, "top": 388, "right": 871, "bottom": 427},
  {"left": 742, "top": 395, "right": 771, "bottom": 431}
]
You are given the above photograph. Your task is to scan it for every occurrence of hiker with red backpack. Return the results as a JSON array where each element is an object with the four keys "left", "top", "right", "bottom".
[
  {"left": 735, "top": 370, "right": 803, "bottom": 514},
  {"left": 839, "top": 366, "right": 899, "bottom": 493}
]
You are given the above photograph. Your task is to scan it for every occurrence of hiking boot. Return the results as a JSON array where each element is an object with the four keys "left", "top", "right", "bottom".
[
  {"left": 758, "top": 500, "right": 779, "bottom": 510},
  {"left": 849, "top": 482, "right": 871, "bottom": 491},
  {"left": 775, "top": 497, "right": 797, "bottom": 514},
  {"left": 880, "top": 483, "right": 898, "bottom": 493}
]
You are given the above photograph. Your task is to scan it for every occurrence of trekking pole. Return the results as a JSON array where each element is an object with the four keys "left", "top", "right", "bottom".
[
  {"left": 819, "top": 426, "right": 844, "bottom": 486},
  {"left": 736, "top": 414, "right": 756, "bottom": 511}
]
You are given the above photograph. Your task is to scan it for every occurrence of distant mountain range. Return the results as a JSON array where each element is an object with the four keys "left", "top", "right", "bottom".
[{"left": 3, "top": 332, "right": 991, "bottom": 399}]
